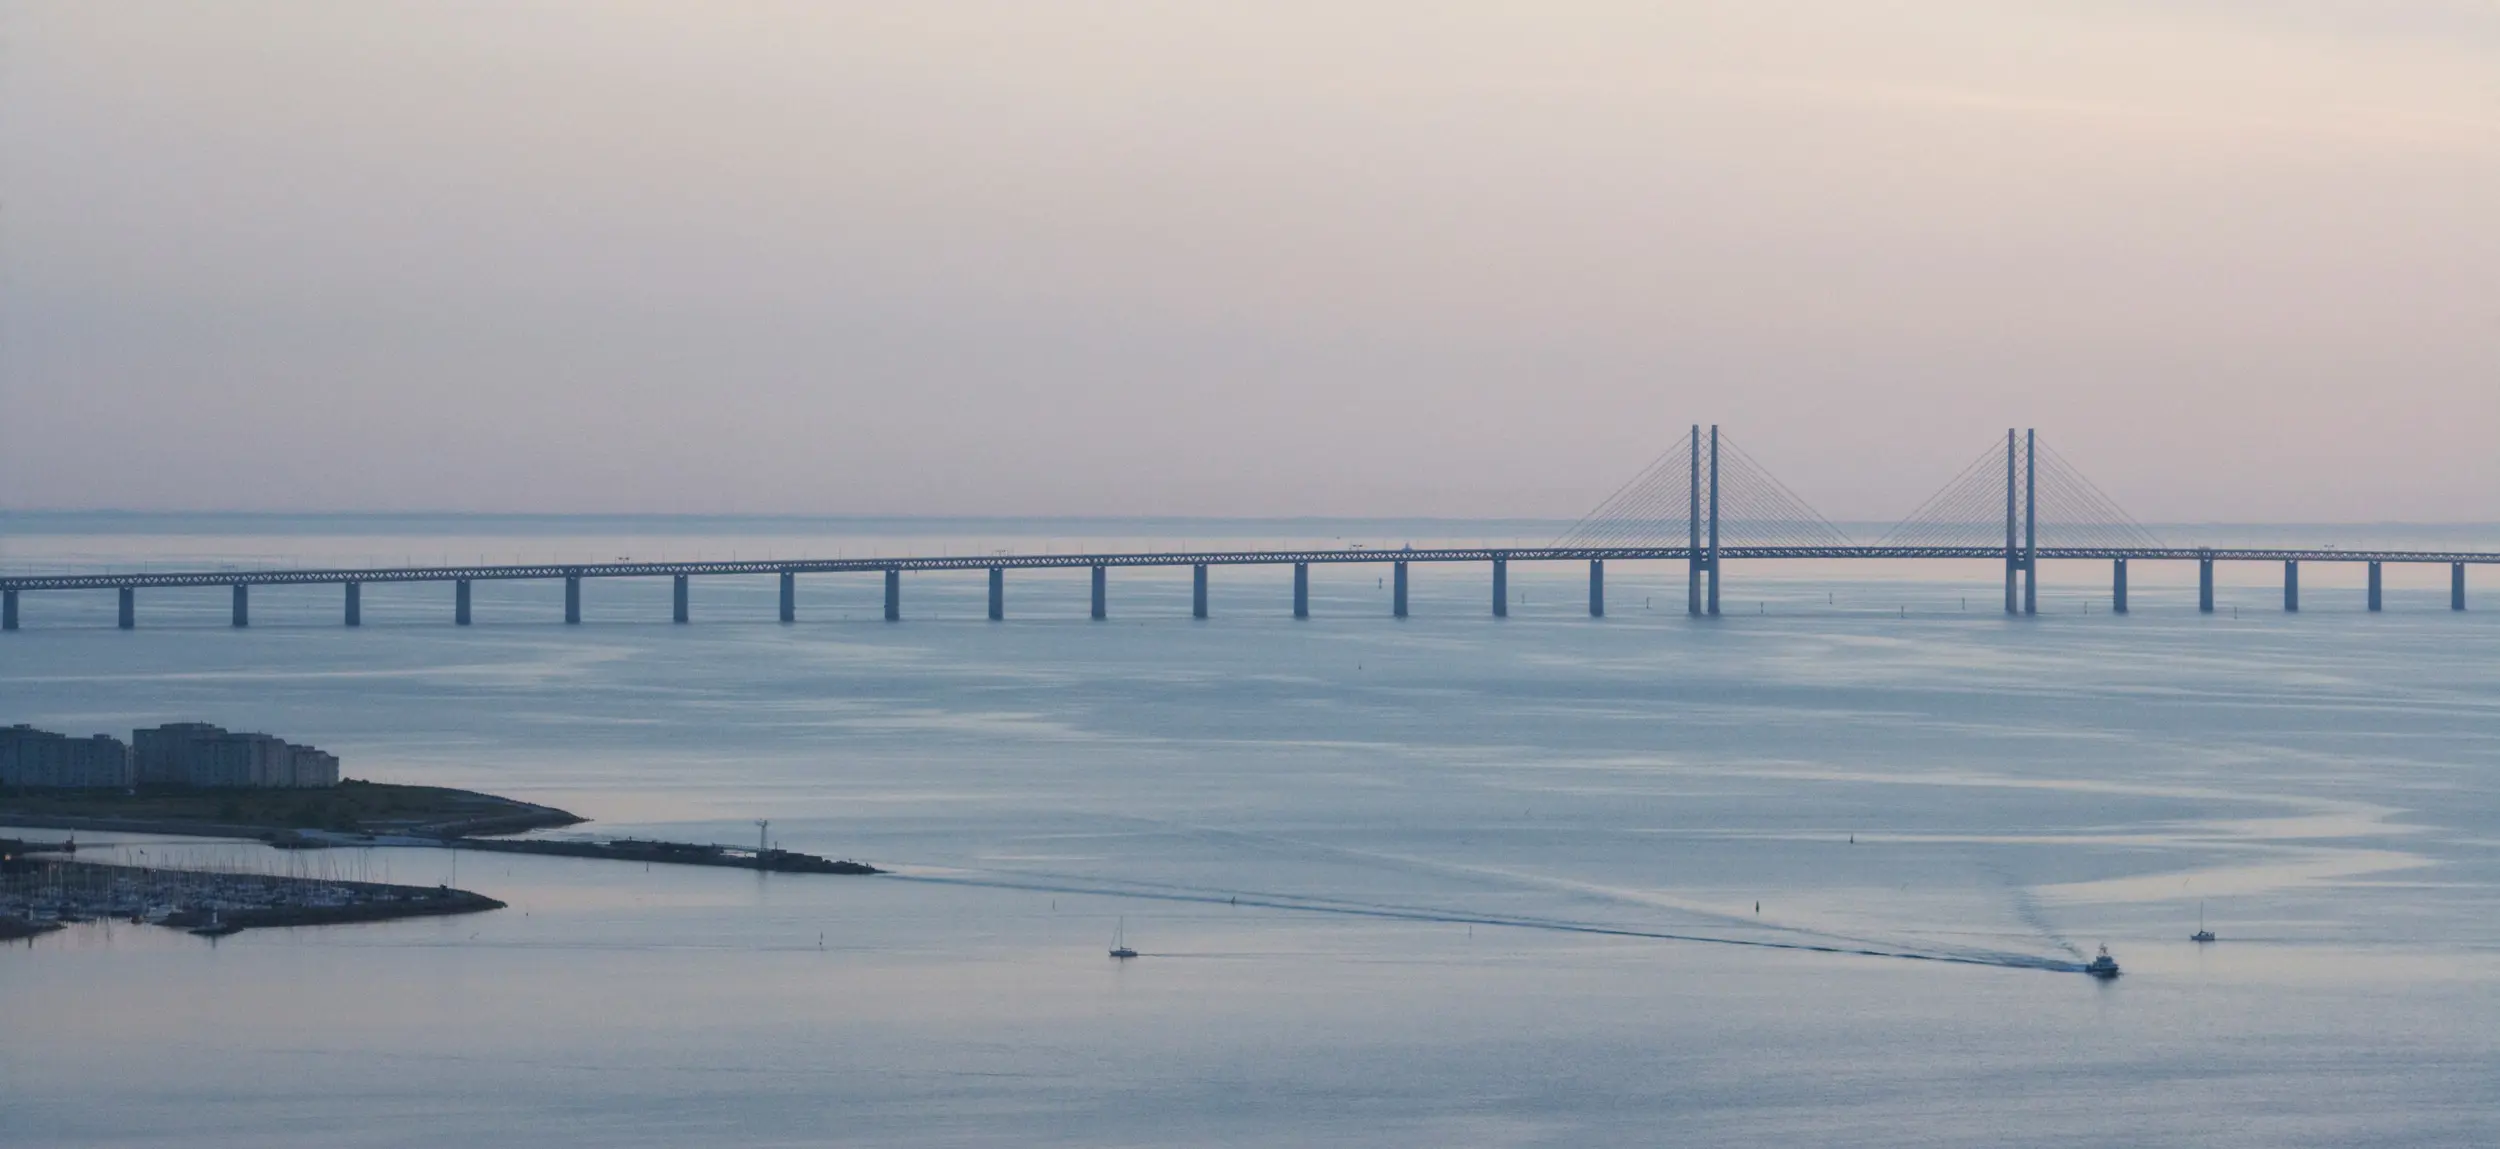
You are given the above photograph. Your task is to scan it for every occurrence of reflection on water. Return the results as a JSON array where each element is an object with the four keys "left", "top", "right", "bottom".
[{"left": 4, "top": 516, "right": 2500, "bottom": 1147}]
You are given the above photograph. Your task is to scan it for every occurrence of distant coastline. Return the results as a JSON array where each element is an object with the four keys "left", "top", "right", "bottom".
[{"left": 0, "top": 779, "right": 583, "bottom": 843}]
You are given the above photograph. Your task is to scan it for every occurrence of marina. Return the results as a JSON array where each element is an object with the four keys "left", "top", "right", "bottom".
[{"left": 3, "top": 852, "right": 504, "bottom": 938}]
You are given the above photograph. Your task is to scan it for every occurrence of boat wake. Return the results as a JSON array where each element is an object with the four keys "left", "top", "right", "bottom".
[
  {"left": 1985, "top": 861, "right": 2086, "bottom": 962},
  {"left": 888, "top": 870, "right": 2085, "bottom": 974}
]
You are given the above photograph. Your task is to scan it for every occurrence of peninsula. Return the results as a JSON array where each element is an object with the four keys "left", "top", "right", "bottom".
[
  {"left": 1, "top": 784, "right": 882, "bottom": 877},
  {"left": 0, "top": 779, "right": 584, "bottom": 841}
]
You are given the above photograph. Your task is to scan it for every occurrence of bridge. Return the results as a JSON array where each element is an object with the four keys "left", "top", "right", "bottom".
[{"left": 2, "top": 429, "right": 2487, "bottom": 630}]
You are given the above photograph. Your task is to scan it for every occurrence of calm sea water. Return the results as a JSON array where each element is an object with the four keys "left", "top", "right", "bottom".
[{"left": 5, "top": 515, "right": 2498, "bottom": 1147}]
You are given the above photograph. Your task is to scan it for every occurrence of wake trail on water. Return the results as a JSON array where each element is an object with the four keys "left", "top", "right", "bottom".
[
  {"left": 927, "top": 815, "right": 2085, "bottom": 974},
  {"left": 888, "top": 871, "right": 2085, "bottom": 974},
  {"left": 1983, "top": 861, "right": 2085, "bottom": 961},
  {"left": 1153, "top": 822, "right": 2068, "bottom": 971}
]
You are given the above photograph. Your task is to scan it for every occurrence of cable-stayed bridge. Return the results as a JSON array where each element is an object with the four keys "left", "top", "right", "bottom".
[{"left": 3, "top": 427, "right": 2490, "bottom": 630}]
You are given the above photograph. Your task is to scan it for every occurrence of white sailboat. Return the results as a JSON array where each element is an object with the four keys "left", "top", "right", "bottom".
[
  {"left": 2192, "top": 902, "right": 2216, "bottom": 944},
  {"left": 1109, "top": 917, "right": 1138, "bottom": 960}
]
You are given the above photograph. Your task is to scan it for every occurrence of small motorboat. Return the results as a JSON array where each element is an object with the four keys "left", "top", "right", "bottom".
[
  {"left": 1109, "top": 917, "right": 1137, "bottom": 960},
  {"left": 2084, "top": 944, "right": 2121, "bottom": 979},
  {"left": 189, "top": 911, "right": 241, "bottom": 939},
  {"left": 2191, "top": 902, "right": 2216, "bottom": 944}
]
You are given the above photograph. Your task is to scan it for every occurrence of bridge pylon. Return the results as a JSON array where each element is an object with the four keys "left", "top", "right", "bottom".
[
  {"left": 1555, "top": 424, "right": 1847, "bottom": 615},
  {"left": 1888, "top": 429, "right": 2154, "bottom": 615}
]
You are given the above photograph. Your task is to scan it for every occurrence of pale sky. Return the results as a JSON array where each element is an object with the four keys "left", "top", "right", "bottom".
[{"left": 4, "top": 1, "right": 2495, "bottom": 520}]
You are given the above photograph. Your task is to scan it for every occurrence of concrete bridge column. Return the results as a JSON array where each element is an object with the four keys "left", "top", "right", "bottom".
[
  {"left": 1588, "top": 560, "right": 1605, "bottom": 618},
  {"left": 1293, "top": 563, "right": 1309, "bottom": 619},
  {"left": 345, "top": 582, "right": 361, "bottom": 627},
  {"left": 2367, "top": 561, "right": 2383, "bottom": 612},
  {"left": 2454, "top": 563, "right": 2467, "bottom": 611},
  {"left": 118, "top": 587, "right": 135, "bottom": 629},
  {"left": 1091, "top": 566, "right": 1107, "bottom": 620},
  {"left": 2, "top": 589, "right": 15, "bottom": 631},
  {"left": 1192, "top": 564, "right": 1208, "bottom": 619},
  {"left": 884, "top": 569, "right": 901, "bottom": 621},
  {"left": 779, "top": 570, "right": 796, "bottom": 623},
  {"left": 1393, "top": 562, "right": 1409, "bottom": 618},
  {"left": 2023, "top": 429, "right": 2038, "bottom": 617},
  {"left": 2111, "top": 560, "right": 2127, "bottom": 614},
  {"left": 1492, "top": 558, "right": 1507, "bottom": 618},
  {"left": 2004, "top": 429, "right": 2020, "bottom": 616},
  {"left": 232, "top": 584, "right": 249, "bottom": 628},
  {"left": 2283, "top": 561, "right": 2299, "bottom": 612},
  {"left": 456, "top": 580, "right": 473, "bottom": 626},
  {"left": 989, "top": 568, "right": 1005, "bottom": 621},
  {"left": 673, "top": 575, "right": 689, "bottom": 623},
  {"left": 1708, "top": 424, "right": 1722, "bottom": 616},
  {"left": 2199, "top": 558, "right": 2215, "bottom": 613},
  {"left": 565, "top": 575, "right": 581, "bottom": 624},
  {"left": 1690, "top": 424, "right": 1705, "bottom": 616}
]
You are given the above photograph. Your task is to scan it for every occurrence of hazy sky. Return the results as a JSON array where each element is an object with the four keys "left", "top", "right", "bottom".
[{"left": 4, "top": 1, "right": 2495, "bottom": 520}]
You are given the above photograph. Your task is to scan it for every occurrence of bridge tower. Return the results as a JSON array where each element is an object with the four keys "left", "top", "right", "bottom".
[
  {"left": 1707, "top": 425, "right": 1722, "bottom": 615},
  {"left": 2023, "top": 429, "right": 2038, "bottom": 616},
  {"left": 1559, "top": 422, "right": 1844, "bottom": 614},
  {"left": 2004, "top": 430, "right": 2019, "bottom": 614},
  {"left": 1687, "top": 425, "right": 1703, "bottom": 616}
]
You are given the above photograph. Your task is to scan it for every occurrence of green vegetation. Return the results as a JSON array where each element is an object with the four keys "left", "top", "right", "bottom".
[{"left": 0, "top": 780, "right": 580, "bottom": 838}]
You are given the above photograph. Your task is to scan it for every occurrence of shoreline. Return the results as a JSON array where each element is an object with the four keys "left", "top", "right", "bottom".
[
  {"left": 4, "top": 784, "right": 884, "bottom": 887},
  {"left": 6, "top": 858, "right": 506, "bottom": 938},
  {"left": 0, "top": 780, "right": 584, "bottom": 844},
  {"left": 0, "top": 917, "right": 64, "bottom": 941}
]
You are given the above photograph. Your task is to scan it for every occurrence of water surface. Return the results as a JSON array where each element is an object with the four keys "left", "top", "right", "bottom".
[{"left": 4, "top": 516, "right": 2496, "bottom": 1146}]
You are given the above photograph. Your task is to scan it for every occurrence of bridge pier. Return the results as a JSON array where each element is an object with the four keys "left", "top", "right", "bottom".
[
  {"left": 1293, "top": 563, "right": 1309, "bottom": 619},
  {"left": 1589, "top": 560, "right": 1605, "bottom": 618},
  {"left": 1689, "top": 424, "right": 1705, "bottom": 616},
  {"left": 2003, "top": 429, "right": 2019, "bottom": 615},
  {"left": 779, "top": 570, "right": 797, "bottom": 623},
  {"left": 884, "top": 569, "right": 901, "bottom": 621},
  {"left": 2367, "top": 561, "right": 2383, "bottom": 612},
  {"left": 345, "top": 582, "right": 361, "bottom": 627},
  {"left": 1394, "top": 562, "right": 1409, "bottom": 618},
  {"left": 2199, "top": 558, "right": 2214, "bottom": 613},
  {"left": 990, "top": 568, "right": 1005, "bottom": 621},
  {"left": 1492, "top": 558, "right": 1507, "bottom": 618},
  {"left": 2023, "top": 429, "right": 2038, "bottom": 616},
  {"left": 2, "top": 589, "right": 15, "bottom": 631},
  {"left": 2283, "top": 561, "right": 2299, "bottom": 612},
  {"left": 456, "top": 580, "right": 472, "bottom": 626},
  {"left": 119, "top": 587, "right": 135, "bottom": 630},
  {"left": 2455, "top": 562, "right": 2467, "bottom": 611},
  {"left": 2111, "top": 560, "right": 2127, "bottom": 614},
  {"left": 1091, "top": 566, "right": 1107, "bottom": 619},
  {"left": 1707, "top": 424, "right": 1721, "bottom": 616},
  {"left": 673, "top": 575, "right": 689, "bottom": 623},
  {"left": 232, "top": 584, "right": 249, "bottom": 628},
  {"left": 1192, "top": 564, "right": 1208, "bottom": 619},
  {"left": 565, "top": 576, "right": 581, "bottom": 624}
]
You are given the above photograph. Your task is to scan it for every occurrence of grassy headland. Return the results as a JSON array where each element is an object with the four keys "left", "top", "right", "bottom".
[{"left": 0, "top": 780, "right": 582, "bottom": 840}]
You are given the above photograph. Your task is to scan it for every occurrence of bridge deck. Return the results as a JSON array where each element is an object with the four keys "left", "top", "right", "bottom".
[{"left": 5, "top": 546, "right": 2496, "bottom": 592}]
